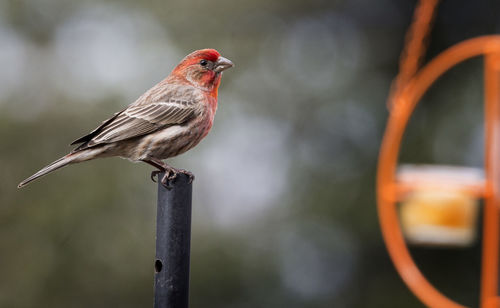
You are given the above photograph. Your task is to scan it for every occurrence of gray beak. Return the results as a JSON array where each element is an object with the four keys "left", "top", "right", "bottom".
[{"left": 214, "top": 56, "right": 234, "bottom": 73}]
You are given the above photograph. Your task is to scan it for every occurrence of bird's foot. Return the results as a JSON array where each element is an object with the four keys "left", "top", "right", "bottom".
[
  {"left": 160, "top": 171, "right": 174, "bottom": 189},
  {"left": 163, "top": 166, "right": 195, "bottom": 184},
  {"left": 150, "top": 164, "right": 194, "bottom": 189},
  {"left": 150, "top": 169, "right": 173, "bottom": 189}
]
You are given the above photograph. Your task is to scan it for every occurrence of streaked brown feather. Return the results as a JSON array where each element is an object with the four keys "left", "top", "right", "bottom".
[
  {"left": 71, "top": 84, "right": 201, "bottom": 151},
  {"left": 86, "top": 101, "right": 198, "bottom": 147}
]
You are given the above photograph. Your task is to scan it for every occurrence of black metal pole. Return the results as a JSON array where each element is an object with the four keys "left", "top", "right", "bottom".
[{"left": 154, "top": 172, "right": 192, "bottom": 308}]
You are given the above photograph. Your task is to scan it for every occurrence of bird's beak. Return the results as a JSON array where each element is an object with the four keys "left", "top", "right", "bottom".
[{"left": 214, "top": 56, "right": 234, "bottom": 73}]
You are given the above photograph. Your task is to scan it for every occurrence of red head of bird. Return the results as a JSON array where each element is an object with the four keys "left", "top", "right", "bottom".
[{"left": 169, "top": 49, "right": 234, "bottom": 95}]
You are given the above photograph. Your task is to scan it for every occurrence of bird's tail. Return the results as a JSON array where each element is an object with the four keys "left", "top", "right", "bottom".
[{"left": 18, "top": 153, "right": 78, "bottom": 188}]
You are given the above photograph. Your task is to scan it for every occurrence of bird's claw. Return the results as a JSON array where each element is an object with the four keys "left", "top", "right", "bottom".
[
  {"left": 163, "top": 167, "right": 195, "bottom": 184},
  {"left": 150, "top": 170, "right": 173, "bottom": 189},
  {"left": 160, "top": 172, "right": 174, "bottom": 190},
  {"left": 150, "top": 170, "right": 161, "bottom": 183},
  {"left": 150, "top": 167, "right": 194, "bottom": 189},
  {"left": 167, "top": 170, "right": 178, "bottom": 181}
]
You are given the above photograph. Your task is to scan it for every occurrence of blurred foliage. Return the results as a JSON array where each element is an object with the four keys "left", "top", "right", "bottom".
[{"left": 1, "top": 0, "right": 499, "bottom": 307}]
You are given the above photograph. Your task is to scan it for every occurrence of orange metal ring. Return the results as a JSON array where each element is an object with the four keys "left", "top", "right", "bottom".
[{"left": 377, "top": 36, "right": 500, "bottom": 308}]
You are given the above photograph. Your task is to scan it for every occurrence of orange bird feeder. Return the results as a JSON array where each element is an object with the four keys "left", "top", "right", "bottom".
[{"left": 377, "top": 36, "right": 500, "bottom": 308}]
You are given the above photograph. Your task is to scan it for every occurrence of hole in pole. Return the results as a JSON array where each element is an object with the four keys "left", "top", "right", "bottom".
[{"left": 155, "top": 259, "right": 163, "bottom": 273}]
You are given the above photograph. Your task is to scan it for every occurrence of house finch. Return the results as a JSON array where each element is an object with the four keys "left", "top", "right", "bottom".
[{"left": 18, "top": 49, "right": 233, "bottom": 188}]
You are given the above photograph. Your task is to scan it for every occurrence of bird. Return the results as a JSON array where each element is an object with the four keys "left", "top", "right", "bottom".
[{"left": 18, "top": 49, "right": 233, "bottom": 189}]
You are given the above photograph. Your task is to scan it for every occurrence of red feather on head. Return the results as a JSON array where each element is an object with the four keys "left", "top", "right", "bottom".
[
  {"left": 177, "top": 49, "right": 221, "bottom": 68},
  {"left": 171, "top": 49, "right": 223, "bottom": 94},
  {"left": 193, "top": 49, "right": 220, "bottom": 62}
]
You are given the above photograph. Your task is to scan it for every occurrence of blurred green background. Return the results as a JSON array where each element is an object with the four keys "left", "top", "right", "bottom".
[{"left": 1, "top": 0, "right": 498, "bottom": 307}]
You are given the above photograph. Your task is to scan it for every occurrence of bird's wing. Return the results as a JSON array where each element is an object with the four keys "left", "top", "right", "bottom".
[{"left": 72, "top": 100, "right": 199, "bottom": 150}]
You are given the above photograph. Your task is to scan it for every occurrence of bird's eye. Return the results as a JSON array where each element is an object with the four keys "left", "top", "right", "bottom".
[{"left": 200, "top": 59, "right": 208, "bottom": 67}]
